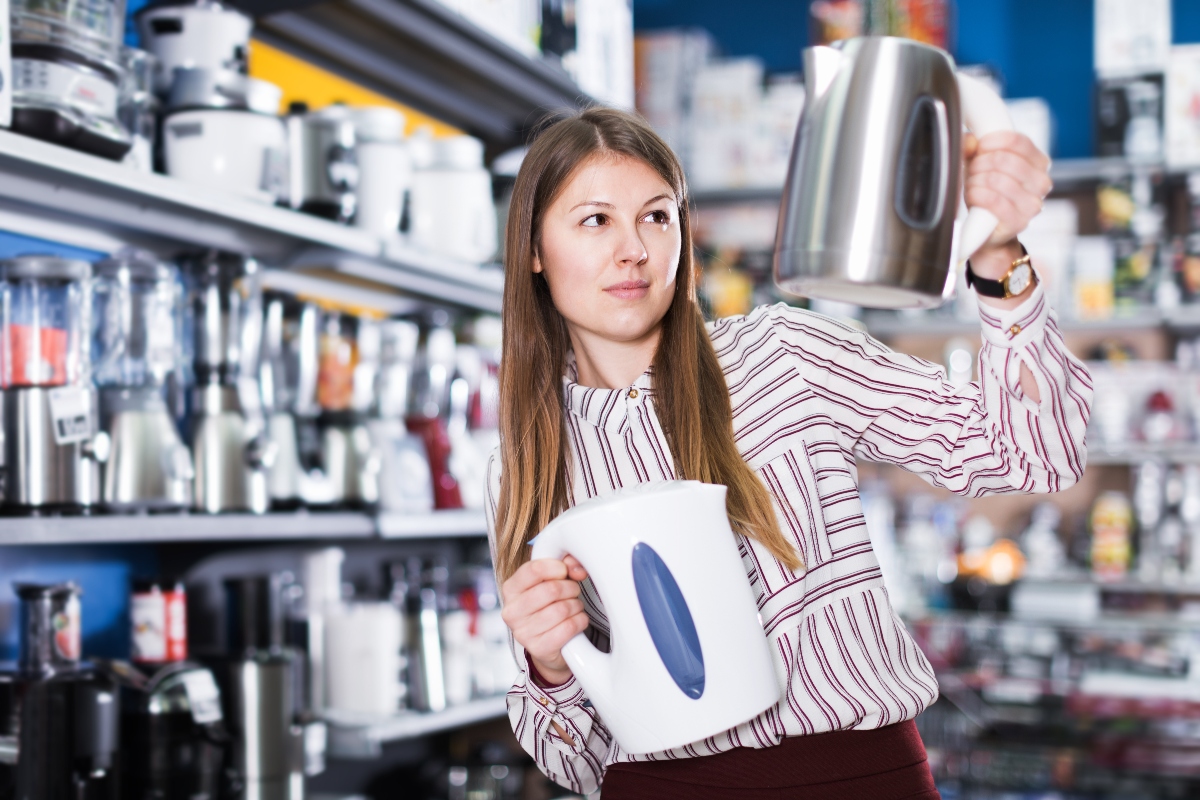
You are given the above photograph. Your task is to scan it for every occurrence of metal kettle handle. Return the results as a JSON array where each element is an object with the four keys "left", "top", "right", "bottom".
[{"left": 956, "top": 72, "right": 1016, "bottom": 264}]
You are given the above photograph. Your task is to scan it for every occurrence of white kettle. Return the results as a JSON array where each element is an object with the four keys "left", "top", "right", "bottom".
[
  {"left": 774, "top": 36, "right": 1015, "bottom": 309},
  {"left": 529, "top": 481, "right": 781, "bottom": 754}
]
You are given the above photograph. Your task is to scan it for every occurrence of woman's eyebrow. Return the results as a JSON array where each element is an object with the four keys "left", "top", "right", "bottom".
[
  {"left": 641, "top": 193, "right": 673, "bottom": 207},
  {"left": 569, "top": 200, "right": 615, "bottom": 211}
]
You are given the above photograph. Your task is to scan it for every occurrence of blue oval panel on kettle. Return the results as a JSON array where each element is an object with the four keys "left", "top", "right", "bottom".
[{"left": 631, "top": 542, "right": 705, "bottom": 699}]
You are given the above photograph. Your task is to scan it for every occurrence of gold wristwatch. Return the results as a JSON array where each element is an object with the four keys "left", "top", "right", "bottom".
[{"left": 966, "top": 244, "right": 1037, "bottom": 299}]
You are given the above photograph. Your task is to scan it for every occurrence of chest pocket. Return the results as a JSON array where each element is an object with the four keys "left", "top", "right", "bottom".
[{"left": 754, "top": 439, "right": 869, "bottom": 594}]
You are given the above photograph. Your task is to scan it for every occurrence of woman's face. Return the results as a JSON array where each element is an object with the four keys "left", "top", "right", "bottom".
[{"left": 535, "top": 154, "right": 681, "bottom": 350}]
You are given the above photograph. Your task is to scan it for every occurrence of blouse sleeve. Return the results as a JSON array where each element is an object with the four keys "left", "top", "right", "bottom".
[
  {"left": 484, "top": 451, "right": 615, "bottom": 795},
  {"left": 769, "top": 283, "right": 1093, "bottom": 496}
]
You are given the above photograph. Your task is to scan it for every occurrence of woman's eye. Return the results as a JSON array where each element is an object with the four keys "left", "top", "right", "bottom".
[
  {"left": 582, "top": 214, "right": 607, "bottom": 228},
  {"left": 642, "top": 210, "right": 670, "bottom": 225}
]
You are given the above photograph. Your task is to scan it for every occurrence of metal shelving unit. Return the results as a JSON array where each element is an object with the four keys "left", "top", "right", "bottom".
[
  {"left": 244, "top": 0, "right": 593, "bottom": 154},
  {"left": 0, "top": 129, "right": 503, "bottom": 311},
  {"left": 324, "top": 696, "right": 509, "bottom": 758},
  {"left": 0, "top": 509, "right": 493, "bottom": 545},
  {"left": 377, "top": 509, "right": 488, "bottom": 539}
]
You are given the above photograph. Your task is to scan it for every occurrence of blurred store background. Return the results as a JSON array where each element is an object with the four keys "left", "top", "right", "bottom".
[{"left": 1, "top": 0, "right": 1200, "bottom": 799}]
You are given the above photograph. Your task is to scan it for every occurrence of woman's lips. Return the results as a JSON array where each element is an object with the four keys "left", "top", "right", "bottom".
[{"left": 604, "top": 279, "right": 650, "bottom": 300}]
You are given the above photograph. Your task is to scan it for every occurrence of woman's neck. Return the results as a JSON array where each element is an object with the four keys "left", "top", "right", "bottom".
[{"left": 568, "top": 324, "right": 661, "bottom": 390}]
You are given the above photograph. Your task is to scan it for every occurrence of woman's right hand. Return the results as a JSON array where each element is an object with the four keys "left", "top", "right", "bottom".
[{"left": 501, "top": 555, "right": 590, "bottom": 686}]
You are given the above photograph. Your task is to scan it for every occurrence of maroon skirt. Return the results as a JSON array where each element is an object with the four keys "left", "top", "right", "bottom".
[{"left": 600, "top": 720, "right": 940, "bottom": 799}]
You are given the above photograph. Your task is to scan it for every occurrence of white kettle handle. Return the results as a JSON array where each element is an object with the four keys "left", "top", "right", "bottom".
[
  {"left": 956, "top": 72, "right": 1015, "bottom": 264},
  {"left": 528, "top": 534, "right": 616, "bottom": 699}
]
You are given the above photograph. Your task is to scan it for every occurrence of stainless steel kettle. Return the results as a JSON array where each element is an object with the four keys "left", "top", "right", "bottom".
[{"left": 774, "top": 37, "right": 1014, "bottom": 309}]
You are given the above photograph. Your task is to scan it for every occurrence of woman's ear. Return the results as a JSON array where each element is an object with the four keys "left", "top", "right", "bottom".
[{"left": 532, "top": 250, "right": 544, "bottom": 274}]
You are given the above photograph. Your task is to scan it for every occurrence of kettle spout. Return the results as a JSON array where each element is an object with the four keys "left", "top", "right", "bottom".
[{"left": 803, "top": 46, "right": 844, "bottom": 104}]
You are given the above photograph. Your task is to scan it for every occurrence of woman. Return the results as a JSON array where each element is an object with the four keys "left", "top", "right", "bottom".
[{"left": 486, "top": 106, "right": 1091, "bottom": 798}]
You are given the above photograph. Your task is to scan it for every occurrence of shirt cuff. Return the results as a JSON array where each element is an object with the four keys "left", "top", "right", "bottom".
[
  {"left": 522, "top": 649, "right": 588, "bottom": 713},
  {"left": 976, "top": 280, "right": 1049, "bottom": 350}
]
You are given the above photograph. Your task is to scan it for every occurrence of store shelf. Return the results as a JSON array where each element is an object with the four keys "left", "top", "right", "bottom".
[
  {"left": 862, "top": 309, "right": 1175, "bottom": 338},
  {"left": 0, "top": 511, "right": 376, "bottom": 545},
  {"left": 247, "top": 0, "right": 592, "bottom": 153},
  {"left": 0, "top": 129, "right": 504, "bottom": 311},
  {"left": 324, "top": 695, "right": 508, "bottom": 758},
  {"left": 377, "top": 509, "right": 488, "bottom": 538},
  {"left": 1088, "top": 444, "right": 1200, "bottom": 466}
]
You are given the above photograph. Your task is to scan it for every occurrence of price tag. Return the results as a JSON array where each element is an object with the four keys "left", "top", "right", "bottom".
[
  {"left": 46, "top": 386, "right": 92, "bottom": 445},
  {"left": 181, "top": 670, "right": 224, "bottom": 725}
]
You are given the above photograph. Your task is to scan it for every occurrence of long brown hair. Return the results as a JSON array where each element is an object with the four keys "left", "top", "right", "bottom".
[{"left": 495, "top": 107, "right": 803, "bottom": 582}]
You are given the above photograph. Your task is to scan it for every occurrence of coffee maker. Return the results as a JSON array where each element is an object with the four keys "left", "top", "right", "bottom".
[
  {"left": 261, "top": 295, "right": 332, "bottom": 508},
  {"left": 183, "top": 252, "right": 275, "bottom": 513},
  {"left": 0, "top": 256, "right": 108, "bottom": 514},
  {"left": 317, "top": 311, "right": 381, "bottom": 508},
  {"left": 371, "top": 320, "right": 433, "bottom": 513},
  {"left": 93, "top": 250, "right": 194, "bottom": 511},
  {"left": 99, "top": 659, "right": 230, "bottom": 800},
  {"left": 0, "top": 583, "right": 119, "bottom": 800},
  {"left": 211, "top": 575, "right": 323, "bottom": 800}
]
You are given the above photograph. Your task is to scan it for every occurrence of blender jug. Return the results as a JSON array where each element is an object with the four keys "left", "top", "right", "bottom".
[
  {"left": 183, "top": 251, "right": 274, "bottom": 514},
  {"left": 93, "top": 249, "right": 194, "bottom": 511},
  {"left": 0, "top": 256, "right": 107, "bottom": 512}
]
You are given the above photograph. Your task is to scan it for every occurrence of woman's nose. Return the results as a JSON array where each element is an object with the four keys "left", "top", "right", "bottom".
[{"left": 615, "top": 222, "right": 648, "bottom": 266}]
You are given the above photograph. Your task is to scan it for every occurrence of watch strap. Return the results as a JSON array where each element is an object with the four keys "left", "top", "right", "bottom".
[{"left": 966, "top": 244, "right": 1032, "bottom": 299}]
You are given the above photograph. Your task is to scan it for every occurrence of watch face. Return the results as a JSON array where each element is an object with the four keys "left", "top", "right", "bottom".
[{"left": 1007, "top": 264, "right": 1032, "bottom": 296}]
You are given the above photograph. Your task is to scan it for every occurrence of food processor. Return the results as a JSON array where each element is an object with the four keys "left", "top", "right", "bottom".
[
  {"left": 92, "top": 249, "right": 193, "bottom": 512},
  {"left": 10, "top": 0, "right": 132, "bottom": 159},
  {"left": 0, "top": 256, "right": 108, "bottom": 514},
  {"left": 183, "top": 251, "right": 274, "bottom": 514}
]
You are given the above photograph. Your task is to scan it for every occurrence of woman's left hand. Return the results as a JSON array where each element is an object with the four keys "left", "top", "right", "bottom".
[{"left": 964, "top": 130, "right": 1052, "bottom": 247}]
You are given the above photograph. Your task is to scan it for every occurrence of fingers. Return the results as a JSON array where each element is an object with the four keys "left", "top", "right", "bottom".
[
  {"left": 502, "top": 575, "right": 581, "bottom": 623},
  {"left": 966, "top": 169, "right": 1044, "bottom": 221},
  {"left": 974, "top": 130, "right": 1051, "bottom": 173},
  {"left": 502, "top": 557, "right": 569, "bottom": 601},
  {"left": 964, "top": 181, "right": 1025, "bottom": 244},
  {"left": 968, "top": 149, "right": 1053, "bottom": 199},
  {"left": 510, "top": 599, "right": 590, "bottom": 662},
  {"left": 562, "top": 554, "right": 590, "bottom": 581}
]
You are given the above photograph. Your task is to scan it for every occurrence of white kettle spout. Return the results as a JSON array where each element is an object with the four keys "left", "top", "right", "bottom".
[{"left": 803, "top": 46, "right": 844, "bottom": 105}]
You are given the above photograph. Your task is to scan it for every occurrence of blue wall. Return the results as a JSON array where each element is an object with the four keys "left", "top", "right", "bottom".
[{"left": 634, "top": 0, "right": 1200, "bottom": 159}]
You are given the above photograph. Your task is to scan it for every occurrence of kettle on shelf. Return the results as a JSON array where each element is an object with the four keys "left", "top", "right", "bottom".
[
  {"left": 529, "top": 481, "right": 781, "bottom": 755},
  {"left": 774, "top": 36, "right": 1016, "bottom": 309}
]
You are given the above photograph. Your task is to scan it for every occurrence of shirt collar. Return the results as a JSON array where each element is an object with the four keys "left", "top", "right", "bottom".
[{"left": 563, "top": 351, "right": 654, "bottom": 435}]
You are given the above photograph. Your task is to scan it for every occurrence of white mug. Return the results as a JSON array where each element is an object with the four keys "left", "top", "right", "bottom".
[{"left": 530, "top": 481, "right": 782, "bottom": 754}]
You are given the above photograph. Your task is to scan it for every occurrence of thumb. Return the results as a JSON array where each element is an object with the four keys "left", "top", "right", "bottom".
[{"left": 963, "top": 133, "right": 980, "bottom": 160}]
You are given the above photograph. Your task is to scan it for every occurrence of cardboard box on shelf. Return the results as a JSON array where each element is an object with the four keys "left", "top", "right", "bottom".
[
  {"left": 1094, "top": 0, "right": 1172, "bottom": 79},
  {"left": 1166, "top": 45, "right": 1200, "bottom": 169}
]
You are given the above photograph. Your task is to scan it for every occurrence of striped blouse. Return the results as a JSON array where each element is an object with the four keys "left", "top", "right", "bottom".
[{"left": 485, "top": 284, "right": 1093, "bottom": 795}]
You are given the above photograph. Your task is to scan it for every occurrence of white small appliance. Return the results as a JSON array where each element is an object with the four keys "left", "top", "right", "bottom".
[
  {"left": 164, "top": 110, "right": 285, "bottom": 201},
  {"left": 410, "top": 135, "right": 497, "bottom": 263},
  {"left": 353, "top": 107, "right": 411, "bottom": 237},
  {"left": 530, "top": 481, "right": 782, "bottom": 754},
  {"left": 136, "top": 0, "right": 253, "bottom": 94}
]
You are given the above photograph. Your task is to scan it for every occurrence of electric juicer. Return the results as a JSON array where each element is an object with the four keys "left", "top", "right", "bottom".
[{"left": 316, "top": 310, "right": 381, "bottom": 508}]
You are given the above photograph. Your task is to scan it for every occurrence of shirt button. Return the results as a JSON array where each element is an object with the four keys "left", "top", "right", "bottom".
[
  {"left": 1009, "top": 324, "right": 1021, "bottom": 336},
  {"left": 539, "top": 697, "right": 549, "bottom": 706},
  {"left": 628, "top": 388, "right": 639, "bottom": 399}
]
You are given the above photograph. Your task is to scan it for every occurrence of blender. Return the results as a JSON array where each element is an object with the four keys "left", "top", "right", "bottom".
[
  {"left": 0, "top": 256, "right": 108, "bottom": 514},
  {"left": 183, "top": 251, "right": 275, "bottom": 514},
  {"left": 0, "top": 583, "right": 120, "bottom": 800},
  {"left": 316, "top": 310, "right": 380, "bottom": 508},
  {"left": 92, "top": 249, "right": 194, "bottom": 512},
  {"left": 10, "top": 0, "right": 132, "bottom": 159}
]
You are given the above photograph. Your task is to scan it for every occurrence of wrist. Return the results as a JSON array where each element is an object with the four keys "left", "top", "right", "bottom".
[
  {"left": 968, "top": 239, "right": 1025, "bottom": 281},
  {"left": 527, "top": 651, "right": 573, "bottom": 688}
]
